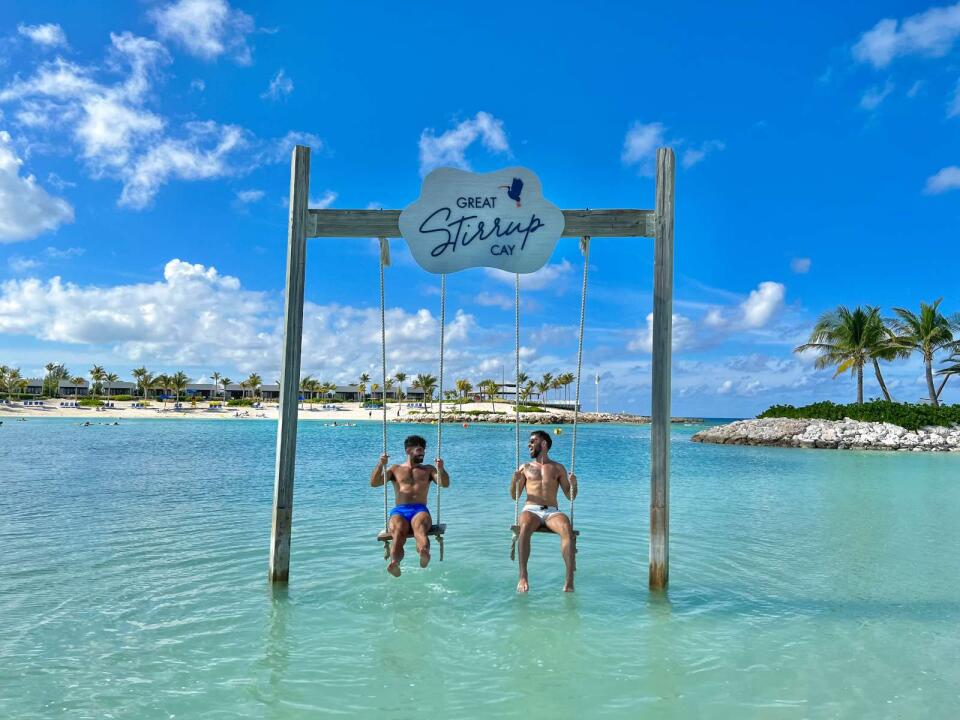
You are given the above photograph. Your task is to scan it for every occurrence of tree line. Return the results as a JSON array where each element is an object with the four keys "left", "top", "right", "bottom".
[{"left": 795, "top": 299, "right": 960, "bottom": 406}]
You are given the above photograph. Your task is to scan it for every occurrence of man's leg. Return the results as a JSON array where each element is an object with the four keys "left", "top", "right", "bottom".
[
  {"left": 545, "top": 513, "right": 575, "bottom": 592},
  {"left": 387, "top": 514, "right": 410, "bottom": 577},
  {"left": 410, "top": 511, "right": 432, "bottom": 567},
  {"left": 516, "top": 511, "right": 541, "bottom": 592}
]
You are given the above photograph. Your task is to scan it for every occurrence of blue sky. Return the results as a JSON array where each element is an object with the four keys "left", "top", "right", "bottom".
[{"left": 0, "top": 0, "right": 958, "bottom": 416}]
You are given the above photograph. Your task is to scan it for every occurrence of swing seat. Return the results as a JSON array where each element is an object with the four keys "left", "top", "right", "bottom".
[
  {"left": 510, "top": 524, "right": 580, "bottom": 537},
  {"left": 377, "top": 524, "right": 446, "bottom": 543}
]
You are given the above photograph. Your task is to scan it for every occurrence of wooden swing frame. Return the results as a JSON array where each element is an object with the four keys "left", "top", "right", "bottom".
[{"left": 269, "top": 145, "right": 675, "bottom": 590}]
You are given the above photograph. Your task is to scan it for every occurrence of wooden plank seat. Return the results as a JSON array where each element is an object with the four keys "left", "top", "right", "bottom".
[
  {"left": 377, "top": 523, "right": 446, "bottom": 542},
  {"left": 378, "top": 524, "right": 446, "bottom": 561},
  {"left": 511, "top": 525, "right": 580, "bottom": 537}
]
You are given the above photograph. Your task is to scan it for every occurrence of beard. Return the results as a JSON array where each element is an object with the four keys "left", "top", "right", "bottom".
[
  {"left": 410, "top": 454, "right": 424, "bottom": 465},
  {"left": 529, "top": 446, "right": 538, "bottom": 458}
]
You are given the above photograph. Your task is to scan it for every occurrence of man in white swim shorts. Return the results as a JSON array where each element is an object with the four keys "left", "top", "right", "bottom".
[{"left": 510, "top": 430, "right": 578, "bottom": 593}]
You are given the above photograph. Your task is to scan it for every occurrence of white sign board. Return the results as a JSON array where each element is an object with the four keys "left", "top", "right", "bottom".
[{"left": 399, "top": 167, "right": 565, "bottom": 275}]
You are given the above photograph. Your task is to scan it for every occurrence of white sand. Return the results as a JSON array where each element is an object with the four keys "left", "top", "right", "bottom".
[{"left": 0, "top": 399, "right": 563, "bottom": 423}]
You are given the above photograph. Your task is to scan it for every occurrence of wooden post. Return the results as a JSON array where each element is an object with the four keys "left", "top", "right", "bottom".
[
  {"left": 269, "top": 145, "right": 310, "bottom": 583},
  {"left": 650, "top": 147, "right": 675, "bottom": 591}
]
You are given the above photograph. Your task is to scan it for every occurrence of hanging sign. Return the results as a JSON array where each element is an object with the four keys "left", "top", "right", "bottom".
[{"left": 399, "top": 167, "right": 565, "bottom": 274}]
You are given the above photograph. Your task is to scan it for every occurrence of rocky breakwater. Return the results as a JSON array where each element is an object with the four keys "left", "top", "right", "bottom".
[
  {"left": 398, "top": 412, "right": 704, "bottom": 425},
  {"left": 691, "top": 418, "right": 960, "bottom": 452}
]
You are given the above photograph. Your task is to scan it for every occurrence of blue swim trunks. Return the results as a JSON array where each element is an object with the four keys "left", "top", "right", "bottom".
[{"left": 389, "top": 503, "right": 430, "bottom": 523}]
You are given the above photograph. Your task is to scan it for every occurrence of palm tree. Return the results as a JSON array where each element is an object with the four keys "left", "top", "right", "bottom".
[
  {"left": 0, "top": 365, "right": 8, "bottom": 396},
  {"left": 89, "top": 365, "right": 106, "bottom": 398},
  {"left": 105, "top": 372, "right": 119, "bottom": 399},
  {"left": 70, "top": 375, "right": 86, "bottom": 400},
  {"left": 479, "top": 378, "right": 499, "bottom": 411},
  {"left": 521, "top": 380, "right": 536, "bottom": 404},
  {"left": 220, "top": 376, "right": 232, "bottom": 403},
  {"left": 455, "top": 378, "right": 473, "bottom": 407},
  {"left": 358, "top": 372, "right": 370, "bottom": 404},
  {"left": 155, "top": 374, "right": 171, "bottom": 407},
  {"left": 211, "top": 372, "right": 222, "bottom": 402},
  {"left": 171, "top": 371, "right": 188, "bottom": 404},
  {"left": 539, "top": 372, "right": 554, "bottom": 403},
  {"left": 415, "top": 373, "right": 437, "bottom": 410},
  {"left": 132, "top": 367, "right": 151, "bottom": 402},
  {"left": 794, "top": 306, "right": 894, "bottom": 404},
  {"left": 300, "top": 374, "right": 315, "bottom": 406},
  {"left": 887, "top": 299, "right": 958, "bottom": 407},
  {"left": 394, "top": 371, "right": 407, "bottom": 401},
  {"left": 246, "top": 373, "right": 262, "bottom": 400},
  {"left": 371, "top": 383, "right": 381, "bottom": 403},
  {"left": 557, "top": 372, "right": 576, "bottom": 403},
  {"left": 44, "top": 362, "right": 70, "bottom": 397},
  {"left": 384, "top": 378, "right": 394, "bottom": 401},
  {"left": 935, "top": 346, "right": 960, "bottom": 401}
]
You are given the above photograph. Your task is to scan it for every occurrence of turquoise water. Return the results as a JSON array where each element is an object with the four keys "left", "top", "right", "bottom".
[{"left": 2, "top": 418, "right": 959, "bottom": 718}]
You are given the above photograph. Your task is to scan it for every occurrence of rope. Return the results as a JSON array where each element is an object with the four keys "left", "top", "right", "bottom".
[
  {"left": 379, "top": 238, "right": 390, "bottom": 555},
  {"left": 511, "top": 273, "right": 521, "bottom": 561},
  {"left": 436, "top": 273, "right": 445, "bottom": 530},
  {"left": 570, "top": 237, "right": 590, "bottom": 529}
]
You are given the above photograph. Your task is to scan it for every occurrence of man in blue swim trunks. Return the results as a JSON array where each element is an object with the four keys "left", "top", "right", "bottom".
[{"left": 370, "top": 434, "right": 449, "bottom": 577}]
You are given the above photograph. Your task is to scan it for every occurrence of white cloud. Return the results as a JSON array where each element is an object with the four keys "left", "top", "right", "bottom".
[
  {"left": 150, "top": 0, "right": 255, "bottom": 64},
  {"left": 7, "top": 256, "right": 41, "bottom": 273},
  {"left": 261, "top": 69, "right": 293, "bottom": 100},
  {"left": 621, "top": 121, "right": 665, "bottom": 175},
  {"left": 485, "top": 259, "right": 575, "bottom": 292},
  {"left": 852, "top": 3, "right": 960, "bottom": 68},
  {"left": 948, "top": 80, "right": 960, "bottom": 117},
  {"left": 235, "top": 189, "right": 264, "bottom": 204},
  {"left": 717, "top": 379, "right": 734, "bottom": 395},
  {"left": 190, "top": 79, "right": 206, "bottom": 92},
  {"left": 859, "top": 80, "right": 895, "bottom": 110},
  {"left": 0, "top": 131, "right": 74, "bottom": 243},
  {"left": 682, "top": 140, "right": 725, "bottom": 168},
  {"left": 45, "top": 246, "right": 84, "bottom": 259},
  {"left": 924, "top": 165, "right": 960, "bottom": 193},
  {"left": 738, "top": 282, "right": 787, "bottom": 329},
  {"left": 17, "top": 23, "right": 68, "bottom": 48},
  {"left": 474, "top": 291, "right": 513, "bottom": 310},
  {"left": 628, "top": 312, "right": 697, "bottom": 353},
  {"left": 264, "top": 131, "right": 325, "bottom": 164},
  {"left": 626, "top": 281, "right": 787, "bottom": 355},
  {"left": 310, "top": 190, "right": 337, "bottom": 209},
  {"left": 418, "top": 111, "right": 509, "bottom": 176},
  {"left": 120, "top": 122, "right": 248, "bottom": 208},
  {"left": 790, "top": 257, "right": 812, "bottom": 274}
]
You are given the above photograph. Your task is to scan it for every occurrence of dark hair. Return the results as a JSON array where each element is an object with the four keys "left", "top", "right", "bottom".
[
  {"left": 530, "top": 429, "right": 552, "bottom": 449},
  {"left": 404, "top": 435, "right": 427, "bottom": 449}
]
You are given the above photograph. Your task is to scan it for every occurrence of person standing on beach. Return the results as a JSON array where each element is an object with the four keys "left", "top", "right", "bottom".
[
  {"left": 510, "top": 430, "right": 578, "bottom": 593},
  {"left": 370, "top": 435, "right": 449, "bottom": 577}
]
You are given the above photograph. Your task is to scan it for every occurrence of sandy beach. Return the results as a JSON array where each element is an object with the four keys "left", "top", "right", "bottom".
[{"left": 0, "top": 399, "right": 574, "bottom": 423}]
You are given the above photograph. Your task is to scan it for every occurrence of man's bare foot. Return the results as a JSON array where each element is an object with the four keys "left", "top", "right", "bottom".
[
  {"left": 517, "top": 577, "right": 529, "bottom": 593},
  {"left": 419, "top": 548, "right": 430, "bottom": 568},
  {"left": 387, "top": 560, "right": 401, "bottom": 577}
]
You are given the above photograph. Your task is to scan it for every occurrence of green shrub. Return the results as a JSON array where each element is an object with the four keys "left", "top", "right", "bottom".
[
  {"left": 757, "top": 400, "right": 960, "bottom": 431},
  {"left": 109, "top": 394, "right": 134, "bottom": 401},
  {"left": 515, "top": 404, "right": 544, "bottom": 413},
  {"left": 78, "top": 398, "right": 104, "bottom": 407},
  {"left": 228, "top": 398, "right": 255, "bottom": 407}
]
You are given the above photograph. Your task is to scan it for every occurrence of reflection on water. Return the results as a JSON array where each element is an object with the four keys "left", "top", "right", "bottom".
[{"left": 1, "top": 418, "right": 959, "bottom": 718}]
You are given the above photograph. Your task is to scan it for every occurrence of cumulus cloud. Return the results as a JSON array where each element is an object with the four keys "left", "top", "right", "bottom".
[
  {"left": 948, "top": 80, "right": 960, "bottom": 117},
  {"left": 924, "top": 165, "right": 960, "bottom": 193},
  {"left": 310, "top": 190, "right": 337, "bottom": 209},
  {"left": 852, "top": 3, "right": 960, "bottom": 68},
  {"left": 150, "top": 0, "right": 255, "bottom": 64},
  {"left": 0, "top": 33, "right": 320, "bottom": 208},
  {"left": 0, "top": 131, "right": 74, "bottom": 243},
  {"left": 261, "top": 69, "right": 293, "bottom": 100},
  {"left": 621, "top": 121, "right": 665, "bottom": 175},
  {"left": 627, "top": 281, "right": 787, "bottom": 355},
  {"left": 418, "top": 111, "right": 509, "bottom": 176},
  {"left": 17, "top": 23, "right": 68, "bottom": 48},
  {"left": 790, "top": 257, "right": 812, "bottom": 274},
  {"left": 475, "top": 291, "right": 514, "bottom": 310},
  {"left": 0, "top": 259, "right": 489, "bottom": 378}
]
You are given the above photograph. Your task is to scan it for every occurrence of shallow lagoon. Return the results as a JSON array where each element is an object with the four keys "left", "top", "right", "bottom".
[{"left": 1, "top": 418, "right": 959, "bottom": 718}]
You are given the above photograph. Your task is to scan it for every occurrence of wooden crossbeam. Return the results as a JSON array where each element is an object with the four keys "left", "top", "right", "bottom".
[
  {"left": 308, "top": 209, "right": 655, "bottom": 239},
  {"left": 510, "top": 525, "right": 580, "bottom": 537},
  {"left": 377, "top": 524, "right": 446, "bottom": 542}
]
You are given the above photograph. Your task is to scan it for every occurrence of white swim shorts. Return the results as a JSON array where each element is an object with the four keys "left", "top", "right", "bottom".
[{"left": 522, "top": 504, "right": 563, "bottom": 525}]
